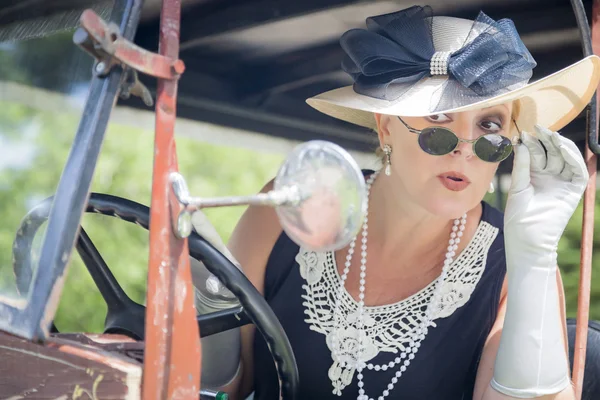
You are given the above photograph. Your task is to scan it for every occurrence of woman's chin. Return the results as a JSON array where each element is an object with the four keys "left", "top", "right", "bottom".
[{"left": 421, "top": 193, "right": 479, "bottom": 220}]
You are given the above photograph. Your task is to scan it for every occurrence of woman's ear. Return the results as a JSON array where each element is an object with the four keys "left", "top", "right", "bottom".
[{"left": 374, "top": 113, "right": 393, "bottom": 147}]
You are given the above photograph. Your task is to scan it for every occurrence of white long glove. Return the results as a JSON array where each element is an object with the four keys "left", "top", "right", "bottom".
[{"left": 491, "top": 125, "right": 589, "bottom": 397}]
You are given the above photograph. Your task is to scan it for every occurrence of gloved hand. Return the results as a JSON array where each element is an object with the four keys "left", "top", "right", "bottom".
[
  {"left": 491, "top": 125, "right": 588, "bottom": 397},
  {"left": 503, "top": 124, "right": 588, "bottom": 256}
]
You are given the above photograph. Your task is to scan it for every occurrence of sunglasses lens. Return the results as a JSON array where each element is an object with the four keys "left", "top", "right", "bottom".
[
  {"left": 418, "top": 127, "right": 458, "bottom": 155},
  {"left": 474, "top": 134, "right": 513, "bottom": 162}
]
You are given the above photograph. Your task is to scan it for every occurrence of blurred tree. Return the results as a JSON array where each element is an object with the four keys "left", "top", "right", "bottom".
[
  {"left": 558, "top": 199, "right": 600, "bottom": 319},
  {"left": 0, "top": 101, "right": 81, "bottom": 298}
]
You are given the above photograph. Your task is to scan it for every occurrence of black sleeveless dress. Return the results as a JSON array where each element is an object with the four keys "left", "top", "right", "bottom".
[{"left": 252, "top": 196, "right": 506, "bottom": 400}]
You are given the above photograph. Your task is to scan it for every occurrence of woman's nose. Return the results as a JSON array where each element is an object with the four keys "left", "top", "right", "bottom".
[
  {"left": 450, "top": 123, "right": 476, "bottom": 159},
  {"left": 450, "top": 140, "right": 474, "bottom": 159}
]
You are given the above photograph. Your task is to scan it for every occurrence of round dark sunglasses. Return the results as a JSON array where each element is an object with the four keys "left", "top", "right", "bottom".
[{"left": 397, "top": 117, "right": 517, "bottom": 163}]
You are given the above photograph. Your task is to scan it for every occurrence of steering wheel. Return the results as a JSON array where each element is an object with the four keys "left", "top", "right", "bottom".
[{"left": 12, "top": 192, "right": 299, "bottom": 400}]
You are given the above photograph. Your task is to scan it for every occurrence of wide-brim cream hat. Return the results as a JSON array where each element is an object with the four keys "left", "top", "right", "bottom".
[{"left": 306, "top": 6, "right": 600, "bottom": 136}]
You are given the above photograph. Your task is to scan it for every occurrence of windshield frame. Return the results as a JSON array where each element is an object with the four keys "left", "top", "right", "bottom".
[{"left": 0, "top": 0, "right": 144, "bottom": 340}]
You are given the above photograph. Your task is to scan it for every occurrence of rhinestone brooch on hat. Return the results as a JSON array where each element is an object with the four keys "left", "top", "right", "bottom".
[{"left": 430, "top": 51, "right": 451, "bottom": 76}]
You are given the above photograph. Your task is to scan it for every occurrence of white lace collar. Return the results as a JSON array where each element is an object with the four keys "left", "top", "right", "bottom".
[{"left": 295, "top": 220, "right": 499, "bottom": 395}]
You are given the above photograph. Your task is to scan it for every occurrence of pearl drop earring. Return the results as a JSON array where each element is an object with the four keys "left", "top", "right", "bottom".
[
  {"left": 488, "top": 181, "right": 495, "bottom": 193},
  {"left": 383, "top": 144, "right": 392, "bottom": 176}
]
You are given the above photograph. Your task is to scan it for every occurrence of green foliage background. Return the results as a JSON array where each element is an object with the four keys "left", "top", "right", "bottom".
[{"left": 0, "top": 99, "right": 285, "bottom": 332}]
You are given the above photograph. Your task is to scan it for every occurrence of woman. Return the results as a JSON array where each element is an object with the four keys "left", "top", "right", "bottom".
[{"left": 194, "top": 5, "right": 600, "bottom": 400}]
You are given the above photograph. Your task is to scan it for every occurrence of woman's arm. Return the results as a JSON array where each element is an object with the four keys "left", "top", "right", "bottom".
[
  {"left": 214, "top": 178, "right": 283, "bottom": 400},
  {"left": 473, "top": 125, "right": 587, "bottom": 400},
  {"left": 473, "top": 269, "right": 574, "bottom": 400}
]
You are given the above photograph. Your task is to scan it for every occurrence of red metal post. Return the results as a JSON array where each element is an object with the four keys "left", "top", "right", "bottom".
[
  {"left": 572, "top": 1, "right": 599, "bottom": 397},
  {"left": 142, "top": 0, "right": 201, "bottom": 398}
]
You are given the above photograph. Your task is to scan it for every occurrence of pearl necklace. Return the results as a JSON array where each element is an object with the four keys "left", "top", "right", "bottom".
[{"left": 330, "top": 170, "right": 467, "bottom": 400}]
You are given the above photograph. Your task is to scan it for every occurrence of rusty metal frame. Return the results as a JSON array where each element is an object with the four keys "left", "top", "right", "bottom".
[
  {"left": 569, "top": 0, "right": 598, "bottom": 398},
  {"left": 76, "top": 9, "right": 185, "bottom": 80},
  {"left": 140, "top": 0, "right": 201, "bottom": 398},
  {"left": 74, "top": 8, "right": 185, "bottom": 108}
]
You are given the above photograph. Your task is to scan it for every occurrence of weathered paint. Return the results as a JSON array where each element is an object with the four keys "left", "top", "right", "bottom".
[
  {"left": 49, "top": 333, "right": 143, "bottom": 400},
  {"left": 82, "top": 333, "right": 138, "bottom": 344},
  {"left": 39, "top": 263, "right": 72, "bottom": 339},
  {"left": 71, "top": 370, "right": 103, "bottom": 400},
  {"left": 142, "top": 0, "right": 201, "bottom": 398},
  {"left": 58, "top": 344, "right": 143, "bottom": 373},
  {"left": 78, "top": 10, "right": 184, "bottom": 80},
  {"left": 0, "top": 332, "right": 141, "bottom": 399}
]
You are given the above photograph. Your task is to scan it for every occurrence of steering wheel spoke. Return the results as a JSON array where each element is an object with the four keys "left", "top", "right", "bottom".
[
  {"left": 76, "top": 227, "right": 146, "bottom": 339},
  {"left": 197, "top": 305, "right": 250, "bottom": 337},
  {"left": 77, "top": 227, "right": 131, "bottom": 310}
]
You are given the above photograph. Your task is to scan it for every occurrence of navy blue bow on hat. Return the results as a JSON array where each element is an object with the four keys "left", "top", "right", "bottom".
[{"left": 340, "top": 6, "right": 537, "bottom": 109}]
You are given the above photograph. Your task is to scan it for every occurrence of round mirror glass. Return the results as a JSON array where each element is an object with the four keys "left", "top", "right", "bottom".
[{"left": 274, "top": 140, "right": 367, "bottom": 252}]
